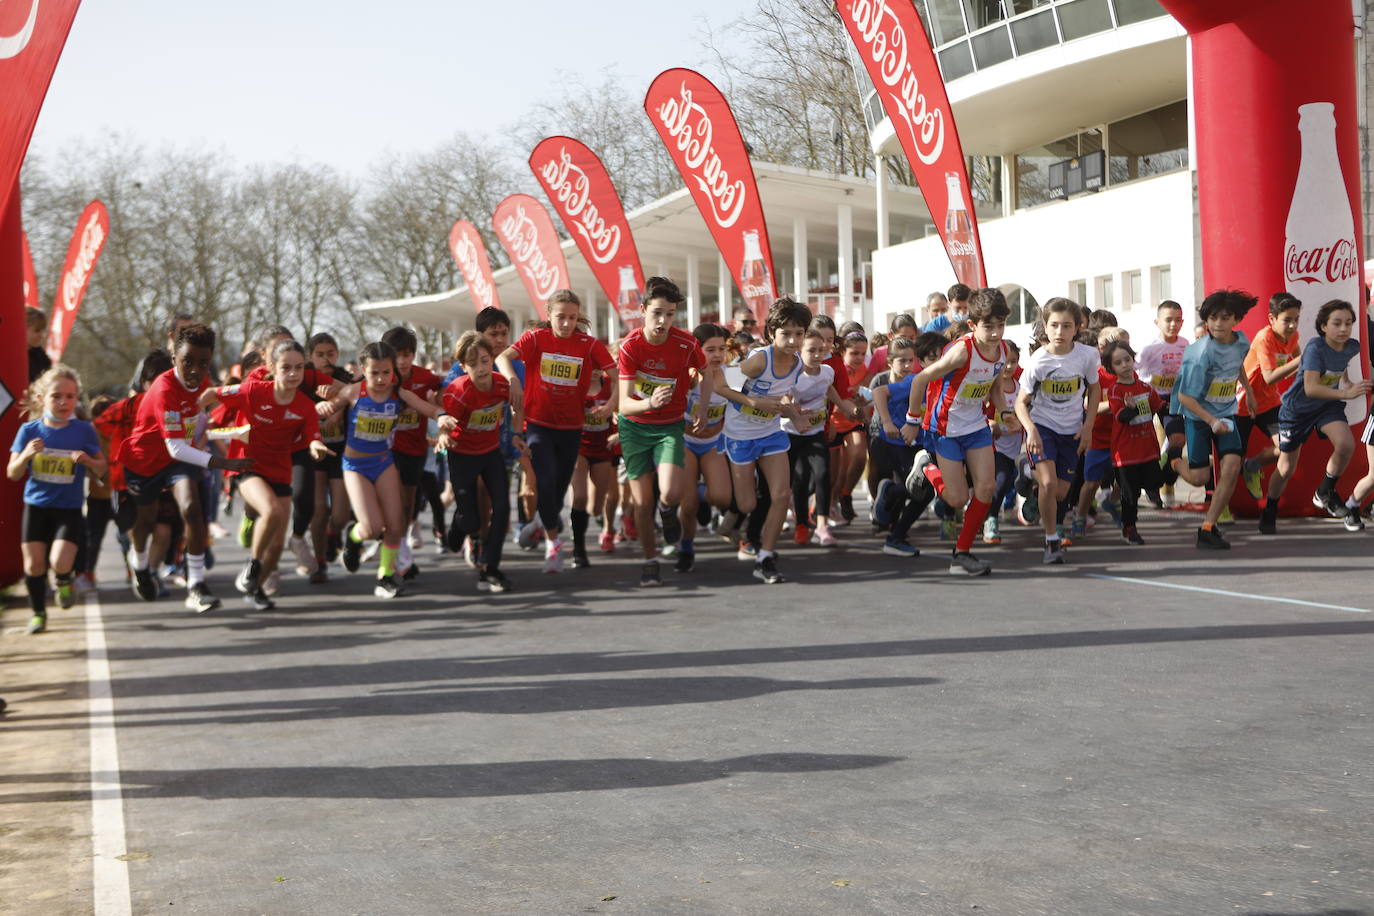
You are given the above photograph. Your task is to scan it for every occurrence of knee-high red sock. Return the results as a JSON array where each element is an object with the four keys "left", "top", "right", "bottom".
[
  {"left": 923, "top": 464, "right": 945, "bottom": 496},
  {"left": 956, "top": 498, "right": 991, "bottom": 552}
]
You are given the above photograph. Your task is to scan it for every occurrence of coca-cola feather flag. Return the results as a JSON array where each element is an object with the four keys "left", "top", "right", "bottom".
[
  {"left": 45, "top": 199, "right": 108, "bottom": 361},
  {"left": 0, "top": 0, "right": 83, "bottom": 221},
  {"left": 491, "top": 194, "right": 570, "bottom": 322},
  {"left": 644, "top": 69, "right": 777, "bottom": 326},
  {"left": 21, "top": 229, "right": 37, "bottom": 308},
  {"left": 529, "top": 136, "right": 645, "bottom": 333},
  {"left": 448, "top": 219, "right": 502, "bottom": 315},
  {"left": 835, "top": 0, "right": 987, "bottom": 288}
]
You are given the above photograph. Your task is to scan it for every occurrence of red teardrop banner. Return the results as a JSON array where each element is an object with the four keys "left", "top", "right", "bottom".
[
  {"left": 529, "top": 136, "right": 644, "bottom": 334},
  {"left": 447, "top": 219, "right": 502, "bottom": 315},
  {"left": 45, "top": 199, "right": 108, "bottom": 360},
  {"left": 644, "top": 68, "right": 778, "bottom": 326},
  {"left": 492, "top": 194, "right": 570, "bottom": 322}
]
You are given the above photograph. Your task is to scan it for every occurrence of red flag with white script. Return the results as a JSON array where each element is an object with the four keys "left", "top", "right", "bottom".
[
  {"left": 644, "top": 69, "right": 778, "bottom": 326},
  {"left": 835, "top": 0, "right": 987, "bottom": 288},
  {"left": 529, "top": 136, "right": 644, "bottom": 334},
  {"left": 447, "top": 219, "right": 502, "bottom": 315},
  {"left": 21, "top": 229, "right": 37, "bottom": 308},
  {"left": 0, "top": 0, "right": 83, "bottom": 220},
  {"left": 492, "top": 194, "right": 570, "bottom": 322},
  {"left": 45, "top": 199, "right": 108, "bottom": 360}
]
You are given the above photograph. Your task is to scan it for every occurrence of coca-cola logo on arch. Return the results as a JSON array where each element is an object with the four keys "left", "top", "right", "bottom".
[
  {"left": 536, "top": 147, "right": 622, "bottom": 265},
  {"left": 0, "top": 0, "right": 40, "bottom": 60},
  {"left": 58, "top": 210, "right": 106, "bottom": 311},
  {"left": 496, "top": 201, "right": 564, "bottom": 301},
  {"left": 652, "top": 82, "right": 748, "bottom": 228},
  {"left": 449, "top": 224, "right": 498, "bottom": 310},
  {"left": 1285, "top": 238, "right": 1359, "bottom": 286}
]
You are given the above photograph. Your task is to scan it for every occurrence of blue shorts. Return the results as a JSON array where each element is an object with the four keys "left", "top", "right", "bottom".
[
  {"left": 931, "top": 426, "right": 994, "bottom": 462},
  {"left": 343, "top": 450, "right": 395, "bottom": 483},
  {"left": 1278, "top": 401, "right": 1348, "bottom": 453},
  {"left": 1184, "top": 417, "right": 1243, "bottom": 468},
  {"left": 125, "top": 460, "right": 203, "bottom": 506},
  {"left": 1028, "top": 424, "right": 1080, "bottom": 481},
  {"left": 724, "top": 429, "right": 791, "bottom": 465},
  {"left": 685, "top": 434, "right": 724, "bottom": 458},
  {"left": 1082, "top": 448, "right": 1112, "bottom": 483}
]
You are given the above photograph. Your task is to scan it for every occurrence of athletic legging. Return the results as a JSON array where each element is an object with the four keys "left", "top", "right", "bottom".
[
  {"left": 1116, "top": 461, "right": 1160, "bottom": 528},
  {"left": 525, "top": 423, "right": 582, "bottom": 534},
  {"left": 993, "top": 451, "right": 1017, "bottom": 509},
  {"left": 447, "top": 449, "right": 509, "bottom": 571},
  {"left": 789, "top": 433, "right": 831, "bottom": 524},
  {"left": 291, "top": 449, "right": 314, "bottom": 539},
  {"left": 75, "top": 494, "right": 115, "bottom": 576},
  {"left": 414, "top": 470, "right": 445, "bottom": 533},
  {"left": 874, "top": 438, "right": 931, "bottom": 541}
]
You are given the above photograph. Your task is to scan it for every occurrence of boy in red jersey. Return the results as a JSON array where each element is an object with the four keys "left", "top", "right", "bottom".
[
  {"left": 1103, "top": 341, "right": 1164, "bottom": 544},
  {"left": 616, "top": 277, "right": 709, "bottom": 586},
  {"left": 380, "top": 326, "right": 443, "bottom": 579},
  {"left": 1235, "top": 293, "right": 1302, "bottom": 498},
  {"left": 117, "top": 324, "right": 253, "bottom": 612}
]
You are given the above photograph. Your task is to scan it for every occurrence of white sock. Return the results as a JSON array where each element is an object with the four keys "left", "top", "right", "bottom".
[
  {"left": 187, "top": 553, "right": 206, "bottom": 587},
  {"left": 398, "top": 540, "right": 413, "bottom": 569},
  {"left": 757, "top": 548, "right": 775, "bottom": 561},
  {"left": 1347, "top": 496, "right": 1360, "bottom": 509},
  {"left": 130, "top": 546, "right": 150, "bottom": 571}
]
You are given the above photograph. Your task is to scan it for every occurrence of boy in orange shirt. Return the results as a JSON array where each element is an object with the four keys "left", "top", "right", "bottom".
[{"left": 1235, "top": 293, "right": 1302, "bottom": 498}]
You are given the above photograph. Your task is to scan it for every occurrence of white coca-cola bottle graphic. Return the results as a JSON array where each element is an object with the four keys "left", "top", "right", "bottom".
[
  {"left": 1284, "top": 102, "right": 1363, "bottom": 420},
  {"left": 616, "top": 265, "right": 643, "bottom": 332},
  {"left": 738, "top": 229, "right": 772, "bottom": 327},
  {"left": 943, "top": 171, "right": 981, "bottom": 288}
]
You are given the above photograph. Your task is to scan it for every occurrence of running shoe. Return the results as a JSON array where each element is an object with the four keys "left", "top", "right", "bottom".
[
  {"left": 360, "top": 539, "right": 380, "bottom": 564},
  {"left": 1160, "top": 483, "right": 1175, "bottom": 507},
  {"left": 1016, "top": 491, "right": 1040, "bottom": 526},
  {"left": 184, "top": 584, "right": 221, "bottom": 613},
  {"left": 716, "top": 510, "right": 742, "bottom": 544},
  {"left": 249, "top": 588, "right": 275, "bottom": 611},
  {"left": 1242, "top": 466, "right": 1264, "bottom": 500},
  {"left": 1070, "top": 517, "right": 1087, "bottom": 542},
  {"left": 374, "top": 575, "right": 403, "bottom": 599},
  {"left": 407, "top": 520, "right": 423, "bottom": 549},
  {"left": 1258, "top": 515, "right": 1278, "bottom": 535},
  {"left": 940, "top": 518, "right": 957, "bottom": 541},
  {"left": 736, "top": 540, "right": 758, "bottom": 561},
  {"left": 814, "top": 523, "right": 837, "bottom": 546},
  {"left": 237, "top": 514, "right": 254, "bottom": 549},
  {"left": 793, "top": 524, "right": 811, "bottom": 546},
  {"left": 882, "top": 538, "right": 919, "bottom": 557},
  {"left": 1313, "top": 488, "right": 1345, "bottom": 518},
  {"left": 27, "top": 612, "right": 46, "bottom": 634},
  {"left": 74, "top": 573, "right": 94, "bottom": 595},
  {"left": 659, "top": 503, "right": 682, "bottom": 546},
  {"left": 477, "top": 569, "right": 513, "bottom": 593},
  {"left": 1042, "top": 541, "right": 1066, "bottom": 565},
  {"left": 948, "top": 551, "right": 991, "bottom": 576},
  {"left": 871, "top": 480, "right": 894, "bottom": 527},
  {"left": 1217, "top": 506, "right": 1235, "bottom": 526},
  {"left": 543, "top": 537, "right": 565, "bottom": 573},
  {"left": 1343, "top": 506, "right": 1365, "bottom": 532},
  {"left": 906, "top": 449, "right": 934, "bottom": 497},
  {"left": 599, "top": 530, "right": 616, "bottom": 553},
  {"left": 1121, "top": 525, "right": 1145, "bottom": 545},
  {"left": 753, "top": 556, "right": 785, "bottom": 584},
  {"left": 517, "top": 520, "right": 544, "bottom": 551},
  {"left": 839, "top": 494, "right": 856, "bottom": 523},
  {"left": 309, "top": 567, "right": 329, "bottom": 585},
  {"left": 572, "top": 549, "right": 591, "bottom": 569},
  {"left": 208, "top": 520, "right": 229, "bottom": 540},
  {"left": 1195, "top": 526, "right": 1231, "bottom": 550},
  {"left": 235, "top": 562, "right": 257, "bottom": 595},
  {"left": 341, "top": 522, "right": 361, "bottom": 573},
  {"left": 55, "top": 579, "right": 75, "bottom": 610},
  {"left": 697, "top": 500, "right": 712, "bottom": 527},
  {"left": 640, "top": 561, "right": 662, "bottom": 587},
  {"left": 289, "top": 536, "right": 316, "bottom": 577},
  {"left": 1099, "top": 495, "right": 1122, "bottom": 527},
  {"left": 1057, "top": 521, "right": 1072, "bottom": 547},
  {"left": 982, "top": 514, "right": 1001, "bottom": 545},
  {"left": 132, "top": 566, "right": 159, "bottom": 602},
  {"left": 401, "top": 562, "right": 420, "bottom": 582},
  {"left": 263, "top": 571, "right": 281, "bottom": 596},
  {"left": 674, "top": 549, "right": 695, "bottom": 573},
  {"left": 622, "top": 513, "right": 638, "bottom": 541}
]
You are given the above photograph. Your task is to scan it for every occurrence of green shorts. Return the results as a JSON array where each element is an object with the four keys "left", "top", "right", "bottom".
[{"left": 617, "top": 417, "right": 685, "bottom": 479}]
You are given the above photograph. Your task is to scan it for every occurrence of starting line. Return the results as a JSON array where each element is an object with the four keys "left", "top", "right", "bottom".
[{"left": 1085, "top": 573, "right": 1373, "bottom": 615}]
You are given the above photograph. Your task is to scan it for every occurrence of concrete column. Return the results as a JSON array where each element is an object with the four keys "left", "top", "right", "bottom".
[
  {"left": 718, "top": 254, "right": 731, "bottom": 324},
  {"left": 686, "top": 252, "right": 701, "bottom": 328},
  {"left": 837, "top": 203, "right": 853, "bottom": 323},
  {"left": 584, "top": 287, "right": 598, "bottom": 338},
  {"left": 792, "top": 217, "right": 808, "bottom": 306},
  {"left": 874, "top": 155, "right": 890, "bottom": 250}
]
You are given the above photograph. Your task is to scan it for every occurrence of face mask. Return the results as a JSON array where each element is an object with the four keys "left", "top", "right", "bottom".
[{"left": 42, "top": 411, "right": 65, "bottom": 423}]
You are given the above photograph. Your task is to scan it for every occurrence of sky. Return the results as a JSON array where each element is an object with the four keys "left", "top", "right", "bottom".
[{"left": 29, "top": 0, "right": 752, "bottom": 177}]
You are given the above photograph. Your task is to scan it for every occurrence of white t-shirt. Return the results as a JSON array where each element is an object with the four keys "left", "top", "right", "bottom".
[
  {"left": 1019, "top": 342, "right": 1101, "bottom": 435},
  {"left": 1137, "top": 336, "right": 1189, "bottom": 402},
  {"left": 781, "top": 363, "right": 834, "bottom": 436}
]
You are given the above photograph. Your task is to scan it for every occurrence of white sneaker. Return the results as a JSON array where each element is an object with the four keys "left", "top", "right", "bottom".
[
  {"left": 518, "top": 519, "right": 544, "bottom": 550},
  {"left": 815, "top": 523, "right": 837, "bottom": 546},
  {"left": 407, "top": 520, "right": 423, "bottom": 549},
  {"left": 543, "top": 537, "right": 565, "bottom": 573},
  {"left": 360, "top": 540, "right": 380, "bottom": 563},
  {"left": 398, "top": 540, "right": 414, "bottom": 575},
  {"left": 289, "top": 536, "right": 316, "bottom": 577},
  {"left": 263, "top": 571, "right": 281, "bottom": 596}
]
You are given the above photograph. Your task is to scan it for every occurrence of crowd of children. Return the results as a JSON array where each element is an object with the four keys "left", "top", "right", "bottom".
[{"left": 9, "top": 281, "right": 1372, "bottom": 633}]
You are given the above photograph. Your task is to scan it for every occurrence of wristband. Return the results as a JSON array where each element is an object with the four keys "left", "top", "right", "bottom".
[{"left": 905, "top": 413, "right": 921, "bottom": 426}]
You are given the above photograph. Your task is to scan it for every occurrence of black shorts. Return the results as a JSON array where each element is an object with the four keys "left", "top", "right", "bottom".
[
  {"left": 393, "top": 450, "right": 425, "bottom": 487},
  {"left": 124, "top": 461, "right": 202, "bottom": 506},
  {"left": 1161, "top": 412, "right": 1185, "bottom": 439},
  {"left": 1235, "top": 407, "right": 1281, "bottom": 446},
  {"left": 315, "top": 443, "right": 344, "bottom": 479},
  {"left": 23, "top": 503, "right": 86, "bottom": 545},
  {"left": 240, "top": 472, "right": 292, "bottom": 498}
]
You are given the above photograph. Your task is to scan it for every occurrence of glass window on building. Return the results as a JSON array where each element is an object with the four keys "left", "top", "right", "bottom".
[
  {"left": 1096, "top": 275, "right": 1114, "bottom": 309},
  {"left": 926, "top": 0, "right": 970, "bottom": 44},
  {"left": 1152, "top": 265, "right": 1172, "bottom": 303},
  {"left": 1124, "top": 270, "right": 1142, "bottom": 311},
  {"left": 969, "top": 155, "right": 1003, "bottom": 210},
  {"left": 963, "top": 0, "right": 1007, "bottom": 31},
  {"left": 999, "top": 283, "right": 1040, "bottom": 326},
  {"left": 1112, "top": 0, "right": 1167, "bottom": 26},
  {"left": 1015, "top": 129, "right": 1103, "bottom": 209},
  {"left": 1007, "top": 0, "right": 1055, "bottom": 12},
  {"left": 1010, "top": 9, "right": 1060, "bottom": 55},
  {"left": 1108, "top": 101, "right": 1189, "bottom": 184},
  {"left": 1057, "top": 0, "right": 1115, "bottom": 41},
  {"left": 1069, "top": 279, "right": 1088, "bottom": 306}
]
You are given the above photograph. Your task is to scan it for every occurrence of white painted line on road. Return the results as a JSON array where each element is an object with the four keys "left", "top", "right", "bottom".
[
  {"left": 1085, "top": 573, "right": 1373, "bottom": 614},
  {"left": 86, "top": 590, "right": 132, "bottom": 916}
]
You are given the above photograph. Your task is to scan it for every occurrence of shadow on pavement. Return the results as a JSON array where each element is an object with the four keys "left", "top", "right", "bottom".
[{"left": 0, "top": 751, "right": 904, "bottom": 802}]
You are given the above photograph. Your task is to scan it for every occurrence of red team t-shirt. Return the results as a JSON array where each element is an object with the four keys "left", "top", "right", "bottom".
[
  {"left": 442, "top": 373, "right": 509, "bottom": 456},
  {"left": 1107, "top": 377, "right": 1164, "bottom": 467},
  {"left": 617, "top": 327, "right": 707, "bottom": 425},
  {"left": 391, "top": 365, "right": 442, "bottom": 456},
  {"left": 580, "top": 385, "right": 616, "bottom": 459},
  {"left": 117, "top": 369, "right": 206, "bottom": 477},
  {"left": 93, "top": 394, "right": 141, "bottom": 490},
  {"left": 513, "top": 328, "right": 616, "bottom": 431},
  {"left": 212, "top": 379, "right": 320, "bottom": 484}
]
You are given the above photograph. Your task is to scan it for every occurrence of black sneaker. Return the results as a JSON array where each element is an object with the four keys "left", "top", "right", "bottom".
[
  {"left": 639, "top": 561, "right": 662, "bottom": 587},
  {"left": 402, "top": 562, "right": 420, "bottom": 581},
  {"left": 1313, "top": 488, "right": 1344, "bottom": 518},
  {"left": 248, "top": 588, "right": 275, "bottom": 611},
  {"left": 658, "top": 504, "right": 682, "bottom": 546},
  {"left": 1196, "top": 526, "right": 1230, "bottom": 550},
  {"left": 753, "top": 556, "right": 785, "bottom": 584},
  {"left": 132, "top": 568, "right": 159, "bottom": 602},
  {"left": 572, "top": 549, "right": 591, "bottom": 569},
  {"left": 341, "top": 522, "right": 361, "bottom": 573},
  {"left": 1257, "top": 517, "right": 1278, "bottom": 535},
  {"left": 1121, "top": 525, "right": 1145, "bottom": 545},
  {"left": 446, "top": 525, "right": 466, "bottom": 554},
  {"left": 184, "top": 584, "right": 221, "bottom": 613},
  {"left": 1144, "top": 488, "right": 1164, "bottom": 509},
  {"left": 477, "top": 569, "right": 512, "bottom": 593},
  {"left": 374, "top": 575, "right": 403, "bottom": 599},
  {"left": 1343, "top": 506, "right": 1365, "bottom": 532},
  {"left": 839, "top": 494, "right": 856, "bottom": 522},
  {"left": 674, "top": 549, "right": 695, "bottom": 573}
]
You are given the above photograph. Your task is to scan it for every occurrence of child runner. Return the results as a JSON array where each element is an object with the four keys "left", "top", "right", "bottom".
[
  {"left": 830, "top": 329, "right": 873, "bottom": 525},
  {"left": 616, "top": 277, "right": 709, "bottom": 586},
  {"left": 784, "top": 329, "right": 858, "bottom": 546},
  {"left": 199, "top": 340, "right": 334, "bottom": 610},
  {"left": 1103, "top": 340, "right": 1164, "bottom": 544},
  {"left": 719, "top": 296, "right": 811, "bottom": 584},
  {"left": 306, "top": 332, "right": 354, "bottom": 582},
  {"left": 1071, "top": 326, "right": 1129, "bottom": 539},
  {"left": 1014, "top": 299, "right": 1100, "bottom": 564},
  {"left": 328, "top": 341, "right": 456, "bottom": 597},
  {"left": 1236, "top": 293, "right": 1302, "bottom": 500},
  {"left": 118, "top": 324, "right": 252, "bottom": 611},
  {"left": 8, "top": 366, "right": 106, "bottom": 633},
  {"left": 571, "top": 370, "right": 619, "bottom": 566},
  {"left": 443, "top": 331, "right": 522, "bottom": 592},
  {"left": 1258, "top": 299, "right": 1371, "bottom": 533},
  {"left": 380, "top": 326, "right": 443, "bottom": 580},
  {"left": 497, "top": 291, "right": 616, "bottom": 572},
  {"left": 1163, "top": 289, "right": 1255, "bottom": 549},
  {"left": 1137, "top": 300, "right": 1188, "bottom": 506},
  {"left": 985, "top": 340, "right": 1023, "bottom": 545},
  {"left": 679, "top": 323, "right": 732, "bottom": 572},
  {"left": 869, "top": 337, "right": 934, "bottom": 557}
]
